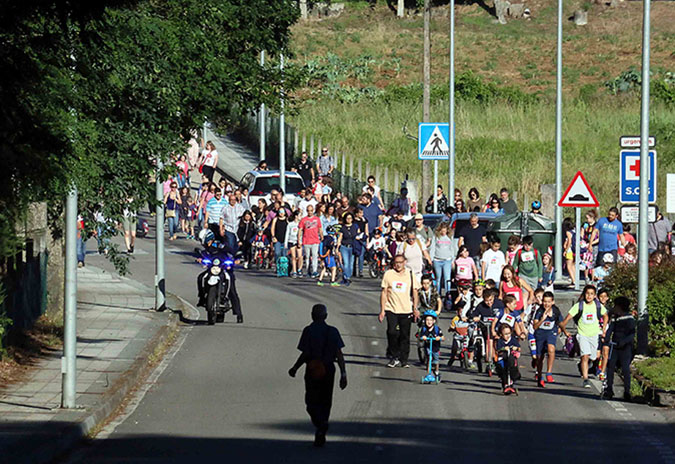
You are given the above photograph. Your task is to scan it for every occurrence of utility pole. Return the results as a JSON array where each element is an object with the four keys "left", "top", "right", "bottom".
[
  {"left": 155, "top": 157, "right": 165, "bottom": 312},
  {"left": 554, "top": 0, "right": 564, "bottom": 280},
  {"left": 62, "top": 186, "right": 77, "bottom": 408},
  {"left": 259, "top": 51, "right": 266, "bottom": 162},
  {"left": 637, "top": 0, "right": 651, "bottom": 354},
  {"left": 448, "top": 0, "right": 455, "bottom": 200},
  {"left": 279, "top": 53, "right": 286, "bottom": 192},
  {"left": 422, "top": 0, "right": 431, "bottom": 208}
]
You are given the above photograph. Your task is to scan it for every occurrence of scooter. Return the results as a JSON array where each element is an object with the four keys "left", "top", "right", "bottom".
[
  {"left": 421, "top": 338, "right": 441, "bottom": 385},
  {"left": 198, "top": 252, "right": 234, "bottom": 325}
]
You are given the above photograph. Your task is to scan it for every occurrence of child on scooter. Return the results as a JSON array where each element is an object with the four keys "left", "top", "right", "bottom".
[
  {"left": 420, "top": 310, "right": 444, "bottom": 378},
  {"left": 317, "top": 227, "right": 340, "bottom": 287},
  {"left": 496, "top": 324, "right": 521, "bottom": 395}
]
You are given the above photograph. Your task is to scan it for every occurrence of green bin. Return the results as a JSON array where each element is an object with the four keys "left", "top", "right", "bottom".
[{"left": 487, "top": 212, "right": 555, "bottom": 258}]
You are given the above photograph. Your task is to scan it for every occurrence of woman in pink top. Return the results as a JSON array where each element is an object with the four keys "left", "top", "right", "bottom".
[
  {"left": 175, "top": 154, "right": 189, "bottom": 189},
  {"left": 498, "top": 265, "right": 534, "bottom": 315},
  {"left": 454, "top": 245, "right": 478, "bottom": 283},
  {"left": 197, "top": 182, "right": 216, "bottom": 227}
]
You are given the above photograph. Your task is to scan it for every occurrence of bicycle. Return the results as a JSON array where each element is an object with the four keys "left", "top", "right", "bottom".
[
  {"left": 474, "top": 317, "right": 497, "bottom": 376},
  {"left": 368, "top": 249, "right": 387, "bottom": 279},
  {"left": 449, "top": 321, "right": 474, "bottom": 371}
]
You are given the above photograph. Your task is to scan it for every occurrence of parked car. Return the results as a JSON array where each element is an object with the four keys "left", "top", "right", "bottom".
[
  {"left": 409, "top": 212, "right": 504, "bottom": 233},
  {"left": 239, "top": 170, "right": 305, "bottom": 208}
]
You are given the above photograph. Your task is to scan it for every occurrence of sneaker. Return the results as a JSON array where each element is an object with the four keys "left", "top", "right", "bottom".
[
  {"left": 583, "top": 379, "right": 591, "bottom": 388},
  {"left": 546, "top": 373, "right": 555, "bottom": 383},
  {"left": 330, "top": 281, "right": 341, "bottom": 287},
  {"left": 290, "top": 271, "right": 297, "bottom": 278},
  {"left": 538, "top": 379, "right": 546, "bottom": 388},
  {"left": 468, "top": 361, "right": 477, "bottom": 370},
  {"left": 243, "top": 262, "right": 249, "bottom": 270},
  {"left": 400, "top": 362, "right": 410, "bottom": 368},
  {"left": 341, "top": 279, "right": 350, "bottom": 287},
  {"left": 311, "top": 272, "right": 319, "bottom": 279},
  {"left": 77, "top": 262, "right": 84, "bottom": 268},
  {"left": 387, "top": 359, "right": 401, "bottom": 368},
  {"left": 598, "top": 372, "right": 606, "bottom": 382},
  {"left": 601, "top": 389, "right": 614, "bottom": 400},
  {"left": 317, "top": 281, "right": 324, "bottom": 286},
  {"left": 297, "top": 272, "right": 304, "bottom": 278}
]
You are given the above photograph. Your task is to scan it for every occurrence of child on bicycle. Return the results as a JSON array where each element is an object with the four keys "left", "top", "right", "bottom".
[
  {"left": 317, "top": 226, "right": 340, "bottom": 287},
  {"left": 496, "top": 324, "right": 521, "bottom": 395},
  {"left": 250, "top": 227, "right": 270, "bottom": 267},
  {"left": 420, "top": 310, "right": 444, "bottom": 378},
  {"left": 367, "top": 228, "right": 387, "bottom": 267},
  {"left": 491, "top": 294, "right": 526, "bottom": 341}
]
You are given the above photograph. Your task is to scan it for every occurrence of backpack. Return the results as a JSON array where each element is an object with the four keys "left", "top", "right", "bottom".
[
  {"left": 276, "top": 256, "right": 289, "bottom": 277},
  {"left": 572, "top": 299, "right": 603, "bottom": 325}
]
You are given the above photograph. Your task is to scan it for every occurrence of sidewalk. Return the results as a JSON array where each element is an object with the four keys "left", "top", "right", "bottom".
[
  {"left": 0, "top": 265, "right": 185, "bottom": 464},
  {"left": 205, "top": 124, "right": 258, "bottom": 183}
]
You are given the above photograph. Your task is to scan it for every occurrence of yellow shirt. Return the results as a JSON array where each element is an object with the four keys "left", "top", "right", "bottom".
[{"left": 381, "top": 269, "right": 421, "bottom": 314}]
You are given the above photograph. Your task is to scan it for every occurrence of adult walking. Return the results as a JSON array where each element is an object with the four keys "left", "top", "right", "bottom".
[
  {"left": 199, "top": 141, "right": 218, "bottom": 182},
  {"left": 596, "top": 207, "right": 625, "bottom": 266},
  {"left": 219, "top": 193, "right": 245, "bottom": 254},
  {"left": 298, "top": 204, "right": 323, "bottom": 278},
  {"left": 292, "top": 151, "right": 315, "bottom": 188},
  {"left": 458, "top": 212, "right": 487, "bottom": 269},
  {"left": 337, "top": 212, "right": 359, "bottom": 286},
  {"left": 288, "top": 304, "right": 347, "bottom": 448},
  {"left": 397, "top": 229, "right": 431, "bottom": 281},
  {"left": 270, "top": 207, "right": 289, "bottom": 259},
  {"left": 203, "top": 187, "right": 226, "bottom": 242},
  {"left": 163, "top": 181, "right": 181, "bottom": 241},
  {"left": 317, "top": 147, "right": 335, "bottom": 178},
  {"left": 648, "top": 207, "right": 672, "bottom": 254},
  {"left": 379, "top": 254, "right": 421, "bottom": 368},
  {"left": 429, "top": 221, "right": 457, "bottom": 294}
]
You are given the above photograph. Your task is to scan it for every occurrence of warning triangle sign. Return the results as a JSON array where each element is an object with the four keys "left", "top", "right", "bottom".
[
  {"left": 421, "top": 125, "right": 449, "bottom": 158},
  {"left": 558, "top": 171, "right": 599, "bottom": 207}
]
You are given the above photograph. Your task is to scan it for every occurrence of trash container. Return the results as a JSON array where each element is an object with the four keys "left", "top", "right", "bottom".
[{"left": 487, "top": 212, "right": 555, "bottom": 258}]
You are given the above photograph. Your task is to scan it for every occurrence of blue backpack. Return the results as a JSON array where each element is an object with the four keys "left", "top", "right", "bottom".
[{"left": 276, "top": 256, "right": 289, "bottom": 277}]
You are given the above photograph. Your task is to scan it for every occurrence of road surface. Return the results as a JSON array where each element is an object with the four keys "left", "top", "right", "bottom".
[{"left": 63, "top": 223, "right": 675, "bottom": 464}]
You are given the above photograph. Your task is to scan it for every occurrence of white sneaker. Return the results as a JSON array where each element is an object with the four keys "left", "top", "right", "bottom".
[{"left": 387, "top": 359, "right": 401, "bottom": 368}]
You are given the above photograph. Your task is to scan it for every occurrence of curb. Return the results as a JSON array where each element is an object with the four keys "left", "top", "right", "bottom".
[{"left": 11, "top": 298, "right": 184, "bottom": 464}]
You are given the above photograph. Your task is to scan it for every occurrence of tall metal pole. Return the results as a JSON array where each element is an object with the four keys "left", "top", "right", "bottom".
[
  {"left": 636, "top": 0, "right": 651, "bottom": 354},
  {"left": 448, "top": 0, "right": 455, "bottom": 200},
  {"left": 554, "top": 0, "right": 564, "bottom": 279},
  {"left": 279, "top": 53, "right": 286, "bottom": 192},
  {"left": 155, "top": 157, "right": 166, "bottom": 312},
  {"left": 62, "top": 186, "right": 78, "bottom": 408},
  {"left": 433, "top": 161, "right": 438, "bottom": 213},
  {"left": 574, "top": 208, "right": 580, "bottom": 291},
  {"left": 259, "top": 51, "right": 266, "bottom": 162},
  {"left": 422, "top": 0, "right": 431, "bottom": 207}
]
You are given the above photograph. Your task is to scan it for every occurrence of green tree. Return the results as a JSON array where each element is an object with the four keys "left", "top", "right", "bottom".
[{"left": 0, "top": 0, "right": 299, "bottom": 271}]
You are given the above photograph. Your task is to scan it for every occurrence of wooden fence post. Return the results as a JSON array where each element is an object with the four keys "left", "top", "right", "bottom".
[
  {"left": 349, "top": 156, "right": 354, "bottom": 178},
  {"left": 358, "top": 159, "right": 363, "bottom": 180},
  {"left": 384, "top": 167, "right": 389, "bottom": 192},
  {"left": 302, "top": 133, "right": 307, "bottom": 152},
  {"left": 294, "top": 128, "right": 299, "bottom": 155}
]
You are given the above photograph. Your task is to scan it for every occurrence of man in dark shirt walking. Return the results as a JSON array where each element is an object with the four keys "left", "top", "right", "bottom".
[
  {"left": 292, "top": 151, "right": 315, "bottom": 188},
  {"left": 289, "top": 304, "right": 347, "bottom": 447},
  {"left": 458, "top": 213, "right": 487, "bottom": 268},
  {"left": 499, "top": 187, "right": 518, "bottom": 214}
]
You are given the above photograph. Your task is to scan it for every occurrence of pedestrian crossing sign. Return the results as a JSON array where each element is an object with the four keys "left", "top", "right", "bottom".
[{"left": 418, "top": 123, "right": 450, "bottom": 160}]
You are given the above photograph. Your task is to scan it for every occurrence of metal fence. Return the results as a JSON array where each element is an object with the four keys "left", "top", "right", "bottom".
[{"left": 232, "top": 110, "right": 409, "bottom": 208}]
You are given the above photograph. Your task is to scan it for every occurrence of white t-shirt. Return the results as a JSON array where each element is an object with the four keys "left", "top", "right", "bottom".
[
  {"left": 367, "top": 236, "right": 387, "bottom": 250},
  {"left": 202, "top": 149, "right": 218, "bottom": 167},
  {"left": 397, "top": 240, "right": 427, "bottom": 278},
  {"left": 362, "top": 184, "right": 381, "bottom": 197},
  {"left": 481, "top": 248, "right": 506, "bottom": 282},
  {"left": 298, "top": 198, "right": 318, "bottom": 217}
]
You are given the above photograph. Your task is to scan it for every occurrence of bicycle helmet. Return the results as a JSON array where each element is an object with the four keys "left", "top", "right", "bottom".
[
  {"left": 473, "top": 279, "right": 486, "bottom": 287},
  {"left": 422, "top": 310, "right": 438, "bottom": 319},
  {"left": 531, "top": 200, "right": 542, "bottom": 210},
  {"left": 457, "top": 279, "right": 472, "bottom": 289},
  {"left": 326, "top": 225, "right": 337, "bottom": 235}
]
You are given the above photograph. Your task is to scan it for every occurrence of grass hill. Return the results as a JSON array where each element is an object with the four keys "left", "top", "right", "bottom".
[{"left": 285, "top": 1, "right": 675, "bottom": 210}]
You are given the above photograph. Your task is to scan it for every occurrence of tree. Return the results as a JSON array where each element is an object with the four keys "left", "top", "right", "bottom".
[{"left": 0, "top": 0, "right": 299, "bottom": 271}]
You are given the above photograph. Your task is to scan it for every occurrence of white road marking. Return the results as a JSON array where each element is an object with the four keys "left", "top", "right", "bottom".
[
  {"left": 374, "top": 389, "right": 383, "bottom": 396},
  {"left": 371, "top": 340, "right": 379, "bottom": 346},
  {"left": 373, "top": 371, "right": 381, "bottom": 377}
]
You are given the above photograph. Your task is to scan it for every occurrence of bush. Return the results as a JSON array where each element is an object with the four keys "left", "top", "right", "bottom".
[{"left": 603, "top": 261, "right": 675, "bottom": 357}]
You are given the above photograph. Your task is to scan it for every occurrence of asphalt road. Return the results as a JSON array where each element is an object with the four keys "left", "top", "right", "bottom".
[{"left": 63, "top": 222, "right": 675, "bottom": 464}]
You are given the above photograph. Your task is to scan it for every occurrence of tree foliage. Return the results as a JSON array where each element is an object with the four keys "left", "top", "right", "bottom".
[{"left": 0, "top": 0, "right": 299, "bottom": 270}]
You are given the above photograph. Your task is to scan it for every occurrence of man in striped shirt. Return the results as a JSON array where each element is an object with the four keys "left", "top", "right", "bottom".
[
  {"left": 203, "top": 188, "right": 227, "bottom": 242},
  {"left": 220, "top": 194, "right": 246, "bottom": 254}
]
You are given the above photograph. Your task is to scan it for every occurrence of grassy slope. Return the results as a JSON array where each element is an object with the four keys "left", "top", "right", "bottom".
[{"left": 287, "top": 1, "right": 675, "bottom": 208}]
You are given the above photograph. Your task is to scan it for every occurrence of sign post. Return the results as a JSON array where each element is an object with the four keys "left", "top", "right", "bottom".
[{"left": 558, "top": 171, "right": 600, "bottom": 290}]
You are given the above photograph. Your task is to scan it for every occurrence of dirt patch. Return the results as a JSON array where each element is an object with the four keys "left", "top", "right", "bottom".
[{"left": 0, "top": 316, "right": 63, "bottom": 390}]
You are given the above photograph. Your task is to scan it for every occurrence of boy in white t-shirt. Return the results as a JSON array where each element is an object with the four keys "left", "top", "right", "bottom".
[{"left": 481, "top": 238, "right": 506, "bottom": 283}]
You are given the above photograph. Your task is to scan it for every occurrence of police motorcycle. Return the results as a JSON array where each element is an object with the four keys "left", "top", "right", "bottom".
[{"left": 196, "top": 229, "right": 240, "bottom": 325}]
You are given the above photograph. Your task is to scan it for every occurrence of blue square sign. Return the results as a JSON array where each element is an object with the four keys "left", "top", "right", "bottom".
[
  {"left": 418, "top": 123, "right": 450, "bottom": 160},
  {"left": 620, "top": 150, "right": 657, "bottom": 203}
]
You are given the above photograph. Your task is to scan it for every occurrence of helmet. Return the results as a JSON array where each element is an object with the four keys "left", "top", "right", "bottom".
[
  {"left": 603, "top": 253, "right": 615, "bottom": 264},
  {"left": 373, "top": 227, "right": 383, "bottom": 235},
  {"left": 422, "top": 310, "right": 438, "bottom": 319},
  {"left": 326, "top": 225, "right": 337, "bottom": 235},
  {"left": 531, "top": 200, "right": 541, "bottom": 209},
  {"left": 457, "top": 279, "right": 472, "bottom": 289},
  {"left": 473, "top": 279, "right": 486, "bottom": 287}
]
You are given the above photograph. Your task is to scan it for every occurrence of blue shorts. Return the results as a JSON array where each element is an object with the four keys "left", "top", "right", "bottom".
[
  {"left": 535, "top": 331, "right": 558, "bottom": 355},
  {"left": 324, "top": 256, "right": 336, "bottom": 268},
  {"left": 430, "top": 350, "right": 440, "bottom": 363}
]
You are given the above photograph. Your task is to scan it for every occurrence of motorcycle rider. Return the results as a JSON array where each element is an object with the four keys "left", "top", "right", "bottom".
[{"left": 197, "top": 252, "right": 243, "bottom": 324}]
